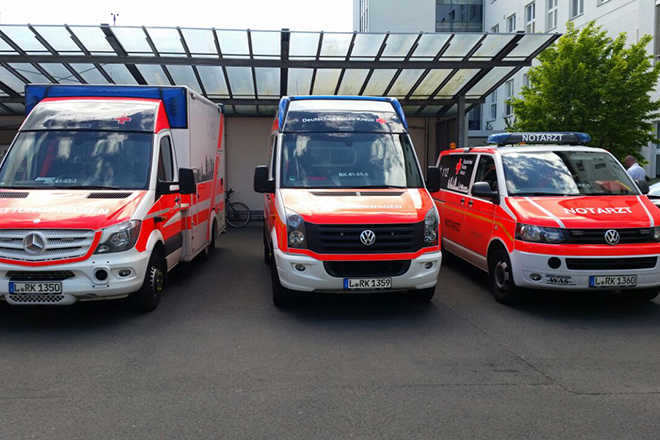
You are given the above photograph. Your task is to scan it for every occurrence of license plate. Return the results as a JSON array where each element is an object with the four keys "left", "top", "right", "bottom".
[
  {"left": 589, "top": 275, "right": 637, "bottom": 288},
  {"left": 344, "top": 278, "right": 392, "bottom": 290},
  {"left": 9, "top": 282, "right": 62, "bottom": 294}
]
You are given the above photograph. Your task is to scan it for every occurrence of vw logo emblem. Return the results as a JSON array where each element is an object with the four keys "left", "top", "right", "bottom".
[
  {"left": 604, "top": 229, "right": 620, "bottom": 246},
  {"left": 360, "top": 230, "right": 376, "bottom": 246},
  {"left": 23, "top": 232, "right": 47, "bottom": 255}
]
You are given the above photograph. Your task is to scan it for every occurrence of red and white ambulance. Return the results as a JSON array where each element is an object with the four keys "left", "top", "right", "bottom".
[
  {"left": 254, "top": 96, "right": 442, "bottom": 306},
  {"left": 431, "top": 132, "right": 660, "bottom": 304},
  {"left": 0, "top": 85, "right": 226, "bottom": 311}
]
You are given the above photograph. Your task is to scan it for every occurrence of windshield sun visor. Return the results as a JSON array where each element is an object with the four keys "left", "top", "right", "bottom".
[{"left": 283, "top": 110, "right": 406, "bottom": 133}]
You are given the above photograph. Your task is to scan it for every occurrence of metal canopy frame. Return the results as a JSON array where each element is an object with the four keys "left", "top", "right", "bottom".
[{"left": 0, "top": 24, "right": 560, "bottom": 117}]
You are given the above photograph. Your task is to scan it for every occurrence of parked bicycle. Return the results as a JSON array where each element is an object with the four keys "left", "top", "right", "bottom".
[{"left": 225, "top": 188, "right": 251, "bottom": 228}]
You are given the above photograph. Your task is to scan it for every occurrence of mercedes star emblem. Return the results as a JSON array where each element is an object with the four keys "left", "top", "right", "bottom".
[{"left": 23, "top": 232, "right": 47, "bottom": 255}]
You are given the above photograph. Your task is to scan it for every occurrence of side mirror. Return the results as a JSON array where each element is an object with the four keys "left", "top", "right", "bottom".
[
  {"left": 254, "top": 166, "right": 275, "bottom": 193},
  {"left": 636, "top": 179, "right": 650, "bottom": 195},
  {"left": 426, "top": 166, "right": 441, "bottom": 193},
  {"left": 179, "top": 168, "right": 197, "bottom": 195},
  {"left": 472, "top": 181, "right": 499, "bottom": 203}
]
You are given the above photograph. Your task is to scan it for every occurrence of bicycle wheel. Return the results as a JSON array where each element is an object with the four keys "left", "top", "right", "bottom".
[{"left": 226, "top": 202, "right": 251, "bottom": 228}]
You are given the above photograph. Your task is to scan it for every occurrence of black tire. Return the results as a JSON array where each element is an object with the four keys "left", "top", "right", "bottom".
[
  {"left": 210, "top": 219, "right": 217, "bottom": 250},
  {"left": 270, "top": 257, "right": 293, "bottom": 307},
  {"left": 441, "top": 240, "right": 457, "bottom": 265},
  {"left": 410, "top": 287, "right": 435, "bottom": 302},
  {"left": 626, "top": 287, "right": 660, "bottom": 302},
  {"left": 488, "top": 248, "right": 526, "bottom": 305},
  {"left": 226, "top": 202, "right": 251, "bottom": 228},
  {"left": 263, "top": 229, "right": 272, "bottom": 266},
  {"left": 130, "top": 251, "right": 165, "bottom": 313}
]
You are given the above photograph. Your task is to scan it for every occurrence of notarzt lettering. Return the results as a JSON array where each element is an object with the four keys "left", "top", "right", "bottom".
[
  {"left": 564, "top": 207, "right": 633, "bottom": 215},
  {"left": 521, "top": 133, "right": 564, "bottom": 143}
]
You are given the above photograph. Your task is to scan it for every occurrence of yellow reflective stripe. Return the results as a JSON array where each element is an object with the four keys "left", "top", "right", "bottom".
[{"left": 442, "top": 202, "right": 514, "bottom": 242}]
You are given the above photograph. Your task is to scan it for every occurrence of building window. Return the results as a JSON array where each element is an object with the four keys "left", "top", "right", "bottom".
[
  {"left": 525, "top": 2, "right": 536, "bottom": 33},
  {"left": 468, "top": 105, "right": 482, "bottom": 131},
  {"left": 523, "top": 73, "right": 530, "bottom": 88},
  {"left": 488, "top": 90, "right": 497, "bottom": 121},
  {"left": 359, "top": 0, "right": 369, "bottom": 32},
  {"left": 570, "top": 0, "right": 584, "bottom": 19},
  {"left": 436, "top": 0, "right": 484, "bottom": 32},
  {"left": 491, "top": 24, "right": 499, "bottom": 33},
  {"left": 505, "top": 80, "right": 514, "bottom": 116},
  {"left": 547, "top": 0, "right": 558, "bottom": 30},
  {"left": 506, "top": 14, "right": 516, "bottom": 32}
]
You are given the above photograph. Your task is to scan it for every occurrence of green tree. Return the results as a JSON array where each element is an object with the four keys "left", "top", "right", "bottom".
[{"left": 509, "top": 21, "right": 660, "bottom": 161}]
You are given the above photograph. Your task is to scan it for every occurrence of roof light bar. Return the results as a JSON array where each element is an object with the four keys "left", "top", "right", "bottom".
[{"left": 487, "top": 132, "right": 591, "bottom": 146}]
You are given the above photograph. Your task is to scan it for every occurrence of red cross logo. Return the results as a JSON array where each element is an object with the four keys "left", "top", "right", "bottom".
[
  {"left": 455, "top": 158, "right": 462, "bottom": 175},
  {"left": 115, "top": 115, "right": 132, "bottom": 124},
  {"left": 376, "top": 117, "right": 386, "bottom": 124}
]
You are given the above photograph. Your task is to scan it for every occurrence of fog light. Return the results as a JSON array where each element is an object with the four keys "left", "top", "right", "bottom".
[
  {"left": 294, "top": 264, "right": 306, "bottom": 272},
  {"left": 118, "top": 269, "right": 131, "bottom": 277},
  {"left": 548, "top": 257, "right": 561, "bottom": 269},
  {"left": 95, "top": 269, "right": 108, "bottom": 282},
  {"left": 424, "top": 262, "right": 433, "bottom": 270},
  {"left": 530, "top": 273, "right": 542, "bottom": 282}
]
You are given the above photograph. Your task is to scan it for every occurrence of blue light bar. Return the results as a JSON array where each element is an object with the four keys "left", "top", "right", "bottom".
[
  {"left": 25, "top": 85, "right": 189, "bottom": 128},
  {"left": 487, "top": 132, "right": 591, "bottom": 145}
]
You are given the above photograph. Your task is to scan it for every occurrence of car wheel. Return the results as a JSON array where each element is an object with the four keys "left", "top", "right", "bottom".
[
  {"left": 441, "top": 241, "right": 457, "bottom": 265},
  {"left": 270, "top": 256, "right": 293, "bottom": 307},
  {"left": 488, "top": 248, "right": 525, "bottom": 305},
  {"left": 210, "top": 220, "right": 217, "bottom": 250},
  {"left": 410, "top": 287, "right": 435, "bottom": 302},
  {"left": 627, "top": 287, "right": 660, "bottom": 302},
  {"left": 130, "top": 252, "right": 165, "bottom": 313}
]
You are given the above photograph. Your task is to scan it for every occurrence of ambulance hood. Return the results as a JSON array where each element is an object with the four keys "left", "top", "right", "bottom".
[
  {"left": 0, "top": 190, "right": 147, "bottom": 230},
  {"left": 508, "top": 195, "right": 660, "bottom": 229},
  {"left": 280, "top": 188, "right": 433, "bottom": 224}
]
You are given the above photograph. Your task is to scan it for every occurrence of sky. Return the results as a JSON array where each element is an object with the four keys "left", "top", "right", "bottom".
[{"left": 0, "top": 0, "right": 354, "bottom": 31}]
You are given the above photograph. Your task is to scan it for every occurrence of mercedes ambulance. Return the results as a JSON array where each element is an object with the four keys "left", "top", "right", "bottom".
[
  {"left": 254, "top": 96, "right": 442, "bottom": 306},
  {"left": 431, "top": 132, "right": 660, "bottom": 304},
  {"left": 0, "top": 85, "right": 226, "bottom": 311}
]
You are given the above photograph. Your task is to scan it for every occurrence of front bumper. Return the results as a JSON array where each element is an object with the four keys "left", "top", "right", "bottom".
[
  {"left": 510, "top": 250, "right": 660, "bottom": 290},
  {"left": 274, "top": 249, "right": 442, "bottom": 293},
  {"left": 0, "top": 248, "right": 151, "bottom": 306}
]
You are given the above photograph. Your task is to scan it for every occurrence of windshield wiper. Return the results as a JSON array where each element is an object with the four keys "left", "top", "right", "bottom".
[
  {"left": 352, "top": 185, "right": 407, "bottom": 189},
  {"left": 52, "top": 185, "right": 126, "bottom": 190},
  {"left": 512, "top": 192, "right": 579, "bottom": 197}
]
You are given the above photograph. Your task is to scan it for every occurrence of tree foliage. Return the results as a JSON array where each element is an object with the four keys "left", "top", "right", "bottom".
[{"left": 509, "top": 21, "right": 660, "bottom": 161}]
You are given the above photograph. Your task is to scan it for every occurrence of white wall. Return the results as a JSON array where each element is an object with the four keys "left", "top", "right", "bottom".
[{"left": 353, "top": 0, "right": 436, "bottom": 32}]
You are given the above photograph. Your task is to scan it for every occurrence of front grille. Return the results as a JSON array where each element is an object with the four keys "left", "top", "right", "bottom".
[
  {"left": 566, "top": 257, "right": 657, "bottom": 271},
  {"left": 7, "top": 271, "right": 75, "bottom": 281},
  {"left": 0, "top": 192, "right": 28, "bottom": 198},
  {"left": 87, "top": 192, "right": 132, "bottom": 199},
  {"left": 324, "top": 260, "right": 411, "bottom": 277},
  {"left": 564, "top": 228, "right": 655, "bottom": 245},
  {"left": 8, "top": 294, "right": 65, "bottom": 304},
  {"left": 306, "top": 222, "right": 425, "bottom": 254},
  {"left": 0, "top": 229, "right": 95, "bottom": 262}
]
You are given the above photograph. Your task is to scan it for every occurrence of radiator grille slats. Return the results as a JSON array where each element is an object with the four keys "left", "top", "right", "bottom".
[
  {"left": 306, "top": 222, "right": 425, "bottom": 254},
  {"left": 0, "top": 229, "right": 95, "bottom": 262}
]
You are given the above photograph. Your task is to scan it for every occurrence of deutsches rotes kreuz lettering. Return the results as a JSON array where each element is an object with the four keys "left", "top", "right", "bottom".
[
  {"left": 302, "top": 117, "right": 377, "bottom": 123},
  {"left": 0, "top": 206, "right": 110, "bottom": 215}
]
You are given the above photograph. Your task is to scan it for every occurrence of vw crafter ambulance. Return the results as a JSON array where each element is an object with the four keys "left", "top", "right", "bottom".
[
  {"left": 0, "top": 85, "right": 226, "bottom": 312},
  {"left": 254, "top": 96, "right": 442, "bottom": 306},
  {"left": 431, "top": 132, "right": 660, "bottom": 304}
]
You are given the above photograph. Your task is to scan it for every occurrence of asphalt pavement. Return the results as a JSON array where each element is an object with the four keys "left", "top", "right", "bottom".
[{"left": 1, "top": 225, "right": 660, "bottom": 440}]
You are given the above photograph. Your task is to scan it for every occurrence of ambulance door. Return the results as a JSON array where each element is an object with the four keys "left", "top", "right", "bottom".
[
  {"left": 264, "top": 134, "right": 278, "bottom": 241},
  {"left": 156, "top": 133, "right": 183, "bottom": 268},
  {"left": 438, "top": 153, "right": 477, "bottom": 254},
  {"left": 464, "top": 154, "right": 498, "bottom": 263}
]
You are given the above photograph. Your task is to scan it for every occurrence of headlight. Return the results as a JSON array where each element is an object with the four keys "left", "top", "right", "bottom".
[
  {"left": 515, "top": 223, "right": 564, "bottom": 244},
  {"left": 95, "top": 220, "right": 141, "bottom": 254},
  {"left": 287, "top": 210, "right": 306, "bottom": 249},
  {"left": 654, "top": 226, "right": 660, "bottom": 242},
  {"left": 424, "top": 207, "right": 439, "bottom": 246}
]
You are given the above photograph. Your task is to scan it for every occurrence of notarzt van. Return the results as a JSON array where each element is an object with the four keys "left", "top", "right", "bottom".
[
  {"left": 431, "top": 132, "right": 660, "bottom": 304},
  {"left": 254, "top": 96, "right": 441, "bottom": 306},
  {"left": 0, "top": 85, "right": 226, "bottom": 311}
]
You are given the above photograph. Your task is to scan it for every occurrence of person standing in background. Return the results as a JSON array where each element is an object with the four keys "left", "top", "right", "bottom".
[{"left": 624, "top": 155, "right": 647, "bottom": 181}]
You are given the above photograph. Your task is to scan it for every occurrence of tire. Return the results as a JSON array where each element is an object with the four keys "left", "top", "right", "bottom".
[
  {"left": 270, "top": 257, "right": 293, "bottom": 307},
  {"left": 627, "top": 287, "right": 660, "bottom": 302},
  {"left": 488, "top": 248, "right": 526, "bottom": 305},
  {"left": 263, "top": 228, "right": 272, "bottom": 266},
  {"left": 410, "top": 287, "right": 435, "bottom": 302},
  {"left": 210, "top": 220, "right": 217, "bottom": 250},
  {"left": 441, "top": 240, "right": 457, "bottom": 265},
  {"left": 130, "top": 252, "right": 165, "bottom": 313},
  {"left": 226, "top": 202, "right": 251, "bottom": 228}
]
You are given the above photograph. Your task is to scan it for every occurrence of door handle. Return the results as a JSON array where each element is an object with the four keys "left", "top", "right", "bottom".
[
  {"left": 468, "top": 199, "right": 474, "bottom": 207},
  {"left": 174, "top": 197, "right": 180, "bottom": 203},
  {"left": 460, "top": 198, "right": 465, "bottom": 205}
]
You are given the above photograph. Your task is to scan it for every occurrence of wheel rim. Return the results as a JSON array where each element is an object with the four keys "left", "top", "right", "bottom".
[
  {"left": 149, "top": 265, "right": 164, "bottom": 299},
  {"left": 494, "top": 260, "right": 510, "bottom": 292}
]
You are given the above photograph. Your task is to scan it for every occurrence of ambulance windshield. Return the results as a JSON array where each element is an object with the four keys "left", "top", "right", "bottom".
[
  {"left": 0, "top": 131, "right": 153, "bottom": 190},
  {"left": 502, "top": 151, "right": 639, "bottom": 196},
  {"left": 280, "top": 133, "right": 424, "bottom": 189}
]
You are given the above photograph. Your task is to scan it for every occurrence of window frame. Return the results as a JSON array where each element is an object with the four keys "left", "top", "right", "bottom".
[
  {"left": 157, "top": 134, "right": 175, "bottom": 183},
  {"left": 506, "top": 13, "right": 516, "bottom": 32},
  {"left": 471, "top": 154, "right": 500, "bottom": 198},
  {"left": 504, "top": 79, "right": 514, "bottom": 117},
  {"left": 547, "top": 0, "right": 558, "bottom": 30},
  {"left": 569, "top": 0, "right": 584, "bottom": 19}
]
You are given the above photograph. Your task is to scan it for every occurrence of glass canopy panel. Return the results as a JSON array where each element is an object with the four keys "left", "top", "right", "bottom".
[
  {"left": 351, "top": 34, "right": 386, "bottom": 60},
  {"left": 40, "top": 64, "right": 81, "bottom": 84},
  {"left": 337, "top": 69, "right": 369, "bottom": 95},
  {"left": 389, "top": 69, "right": 425, "bottom": 97},
  {"left": 69, "top": 64, "right": 110, "bottom": 84},
  {"left": 197, "top": 66, "right": 229, "bottom": 97},
  {"left": 136, "top": 64, "right": 170, "bottom": 85},
  {"left": 289, "top": 32, "right": 320, "bottom": 60},
  {"left": 234, "top": 105, "right": 257, "bottom": 114},
  {"left": 166, "top": 65, "right": 201, "bottom": 93},
  {"left": 465, "top": 66, "right": 515, "bottom": 98},
  {"left": 419, "top": 106, "right": 443, "bottom": 115},
  {"left": 470, "top": 34, "right": 512, "bottom": 60},
  {"left": 102, "top": 64, "right": 138, "bottom": 85},
  {"left": 216, "top": 30, "right": 250, "bottom": 58},
  {"left": 412, "top": 34, "right": 451, "bottom": 60},
  {"left": 312, "top": 69, "right": 342, "bottom": 95},
  {"left": 504, "top": 34, "right": 555, "bottom": 61},
  {"left": 411, "top": 69, "right": 452, "bottom": 97},
  {"left": 181, "top": 28, "right": 217, "bottom": 56},
  {"left": 4, "top": 103, "right": 25, "bottom": 113},
  {"left": 112, "top": 27, "right": 153, "bottom": 55},
  {"left": 255, "top": 68, "right": 279, "bottom": 98},
  {"left": 362, "top": 69, "right": 397, "bottom": 96},
  {"left": 440, "top": 34, "right": 483, "bottom": 60},
  {"left": 8, "top": 63, "right": 50, "bottom": 83},
  {"left": 0, "top": 26, "right": 47, "bottom": 52},
  {"left": 288, "top": 68, "right": 313, "bottom": 95},
  {"left": 319, "top": 33, "right": 353, "bottom": 59},
  {"left": 147, "top": 27, "right": 185, "bottom": 54},
  {"left": 0, "top": 66, "right": 26, "bottom": 93},
  {"left": 435, "top": 69, "right": 479, "bottom": 98},
  {"left": 69, "top": 26, "right": 114, "bottom": 53},
  {"left": 250, "top": 31, "right": 280, "bottom": 58},
  {"left": 380, "top": 34, "right": 418, "bottom": 60},
  {"left": 0, "top": 37, "right": 15, "bottom": 53},
  {"left": 443, "top": 104, "right": 458, "bottom": 116},
  {"left": 258, "top": 106, "right": 277, "bottom": 116},
  {"left": 402, "top": 106, "right": 421, "bottom": 115},
  {"left": 32, "top": 26, "right": 81, "bottom": 53},
  {"left": 225, "top": 66, "right": 254, "bottom": 97}
]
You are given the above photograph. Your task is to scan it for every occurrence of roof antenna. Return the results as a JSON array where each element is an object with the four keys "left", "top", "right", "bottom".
[{"left": 111, "top": 12, "right": 119, "bottom": 27}]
